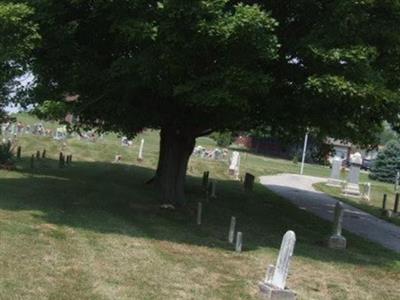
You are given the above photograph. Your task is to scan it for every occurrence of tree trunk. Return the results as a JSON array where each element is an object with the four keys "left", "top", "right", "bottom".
[{"left": 155, "top": 127, "right": 196, "bottom": 206}]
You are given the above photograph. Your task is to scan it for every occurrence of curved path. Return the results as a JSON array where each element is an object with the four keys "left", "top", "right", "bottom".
[{"left": 260, "top": 173, "right": 400, "bottom": 253}]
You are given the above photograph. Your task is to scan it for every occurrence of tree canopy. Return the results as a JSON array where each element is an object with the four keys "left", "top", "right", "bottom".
[
  {"left": 0, "top": 2, "right": 38, "bottom": 120},
  {"left": 13, "top": 0, "right": 400, "bottom": 204}
]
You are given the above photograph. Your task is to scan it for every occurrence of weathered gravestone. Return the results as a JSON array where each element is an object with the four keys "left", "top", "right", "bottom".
[
  {"left": 229, "top": 151, "right": 240, "bottom": 179},
  {"left": 244, "top": 173, "right": 255, "bottom": 192},
  {"left": 42, "top": 149, "right": 46, "bottom": 159},
  {"left": 361, "top": 183, "right": 371, "bottom": 202},
  {"left": 209, "top": 180, "right": 217, "bottom": 199},
  {"left": 197, "top": 202, "right": 202, "bottom": 225},
  {"left": 328, "top": 202, "right": 347, "bottom": 249},
  {"left": 202, "top": 171, "right": 210, "bottom": 191},
  {"left": 235, "top": 232, "right": 243, "bottom": 252},
  {"left": 228, "top": 216, "right": 236, "bottom": 244},
  {"left": 343, "top": 152, "right": 362, "bottom": 196},
  {"left": 327, "top": 156, "right": 343, "bottom": 187},
  {"left": 259, "top": 231, "right": 297, "bottom": 300},
  {"left": 137, "top": 139, "right": 144, "bottom": 162}
]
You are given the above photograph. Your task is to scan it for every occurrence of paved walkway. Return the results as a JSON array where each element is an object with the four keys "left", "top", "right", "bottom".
[{"left": 260, "top": 174, "right": 400, "bottom": 253}]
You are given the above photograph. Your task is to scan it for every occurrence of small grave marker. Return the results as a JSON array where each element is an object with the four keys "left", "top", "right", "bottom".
[
  {"left": 197, "top": 202, "right": 202, "bottom": 225},
  {"left": 228, "top": 216, "right": 236, "bottom": 244},
  {"left": 235, "top": 232, "right": 243, "bottom": 252}
]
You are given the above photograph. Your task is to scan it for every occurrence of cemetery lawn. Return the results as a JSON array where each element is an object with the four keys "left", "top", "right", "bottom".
[
  {"left": 0, "top": 114, "right": 400, "bottom": 299},
  {"left": 315, "top": 182, "right": 400, "bottom": 227}
]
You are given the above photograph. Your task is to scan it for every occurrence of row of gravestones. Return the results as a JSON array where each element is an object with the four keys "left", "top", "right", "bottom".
[
  {"left": 199, "top": 170, "right": 346, "bottom": 299},
  {"left": 16, "top": 146, "right": 73, "bottom": 169},
  {"left": 328, "top": 153, "right": 371, "bottom": 200}
]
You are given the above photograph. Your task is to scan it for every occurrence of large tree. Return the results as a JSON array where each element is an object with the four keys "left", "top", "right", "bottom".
[
  {"left": 24, "top": 0, "right": 400, "bottom": 205},
  {"left": 0, "top": 2, "right": 38, "bottom": 120}
]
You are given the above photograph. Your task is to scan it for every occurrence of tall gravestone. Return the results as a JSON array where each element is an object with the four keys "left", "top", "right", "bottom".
[
  {"left": 138, "top": 139, "right": 144, "bottom": 162},
  {"left": 327, "top": 156, "right": 343, "bottom": 187},
  {"left": 229, "top": 151, "right": 240, "bottom": 179},
  {"left": 259, "top": 231, "right": 297, "bottom": 300},
  {"left": 343, "top": 152, "right": 362, "bottom": 196},
  {"left": 328, "top": 202, "right": 347, "bottom": 249}
]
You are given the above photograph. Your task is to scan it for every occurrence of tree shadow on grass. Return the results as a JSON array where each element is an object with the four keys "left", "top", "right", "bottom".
[{"left": 0, "top": 157, "right": 399, "bottom": 268}]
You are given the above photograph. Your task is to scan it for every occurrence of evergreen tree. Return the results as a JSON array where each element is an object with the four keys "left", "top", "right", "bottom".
[{"left": 370, "top": 140, "right": 400, "bottom": 183}]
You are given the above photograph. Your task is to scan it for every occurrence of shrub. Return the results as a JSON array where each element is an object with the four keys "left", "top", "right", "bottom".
[
  {"left": 0, "top": 141, "right": 14, "bottom": 165},
  {"left": 210, "top": 131, "right": 234, "bottom": 147},
  {"left": 369, "top": 140, "right": 400, "bottom": 183}
]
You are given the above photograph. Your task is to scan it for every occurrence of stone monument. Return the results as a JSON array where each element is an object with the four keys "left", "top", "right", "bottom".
[
  {"left": 328, "top": 202, "right": 347, "bottom": 249},
  {"left": 259, "top": 231, "right": 297, "bottom": 300},
  {"left": 343, "top": 152, "right": 362, "bottom": 196},
  {"left": 327, "top": 156, "right": 343, "bottom": 187}
]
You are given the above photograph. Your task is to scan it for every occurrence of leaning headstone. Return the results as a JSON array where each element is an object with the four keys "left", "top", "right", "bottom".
[
  {"left": 235, "top": 232, "right": 243, "bottom": 252},
  {"left": 244, "top": 173, "right": 255, "bottom": 192},
  {"left": 328, "top": 202, "right": 347, "bottom": 249},
  {"left": 197, "top": 202, "right": 202, "bottom": 225},
  {"left": 228, "top": 216, "right": 236, "bottom": 244},
  {"left": 229, "top": 151, "right": 240, "bottom": 179},
  {"left": 343, "top": 152, "right": 362, "bottom": 196},
  {"left": 137, "top": 139, "right": 144, "bottom": 162},
  {"left": 327, "top": 156, "right": 343, "bottom": 187},
  {"left": 259, "top": 231, "right": 296, "bottom": 300}
]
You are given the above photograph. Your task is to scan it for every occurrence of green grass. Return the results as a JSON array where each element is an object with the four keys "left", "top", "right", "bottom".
[
  {"left": 315, "top": 181, "right": 400, "bottom": 226},
  {"left": 0, "top": 113, "right": 399, "bottom": 299}
]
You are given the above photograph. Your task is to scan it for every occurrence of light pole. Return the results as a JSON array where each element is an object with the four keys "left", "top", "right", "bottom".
[{"left": 300, "top": 131, "right": 309, "bottom": 175}]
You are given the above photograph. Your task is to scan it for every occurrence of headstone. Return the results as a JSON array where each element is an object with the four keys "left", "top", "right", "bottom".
[
  {"left": 42, "top": 149, "right": 46, "bottom": 159},
  {"left": 259, "top": 231, "right": 296, "bottom": 300},
  {"left": 209, "top": 180, "right": 216, "bottom": 199},
  {"left": 36, "top": 151, "right": 41, "bottom": 160},
  {"left": 382, "top": 194, "right": 387, "bottom": 211},
  {"left": 228, "top": 216, "right": 236, "bottom": 244},
  {"left": 343, "top": 152, "right": 362, "bottom": 196},
  {"left": 229, "top": 151, "right": 240, "bottom": 179},
  {"left": 197, "top": 202, "right": 202, "bottom": 225},
  {"left": 244, "top": 173, "right": 255, "bottom": 192},
  {"left": 327, "top": 156, "right": 343, "bottom": 187},
  {"left": 394, "top": 193, "right": 399, "bottom": 214},
  {"left": 202, "top": 171, "right": 209, "bottom": 191},
  {"left": 59, "top": 152, "right": 65, "bottom": 168},
  {"left": 235, "top": 232, "right": 243, "bottom": 252},
  {"left": 16, "top": 146, "right": 21, "bottom": 159},
  {"left": 361, "top": 183, "right": 371, "bottom": 201},
  {"left": 328, "top": 202, "right": 347, "bottom": 249},
  {"left": 395, "top": 171, "right": 400, "bottom": 191},
  {"left": 138, "top": 139, "right": 144, "bottom": 162}
]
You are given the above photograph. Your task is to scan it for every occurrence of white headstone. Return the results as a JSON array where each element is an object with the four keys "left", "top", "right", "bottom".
[
  {"left": 229, "top": 151, "right": 240, "bottom": 179},
  {"left": 269, "top": 231, "right": 296, "bottom": 290},
  {"left": 343, "top": 152, "right": 362, "bottom": 196},
  {"left": 138, "top": 139, "right": 145, "bottom": 161},
  {"left": 235, "top": 232, "right": 243, "bottom": 252},
  {"left": 327, "top": 156, "right": 343, "bottom": 187},
  {"left": 228, "top": 216, "right": 236, "bottom": 243}
]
